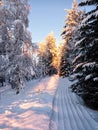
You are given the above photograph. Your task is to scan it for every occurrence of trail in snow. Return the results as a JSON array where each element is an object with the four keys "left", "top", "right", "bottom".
[
  {"left": 0, "top": 75, "right": 59, "bottom": 130},
  {"left": 0, "top": 75, "right": 98, "bottom": 130},
  {"left": 49, "top": 78, "right": 98, "bottom": 130}
]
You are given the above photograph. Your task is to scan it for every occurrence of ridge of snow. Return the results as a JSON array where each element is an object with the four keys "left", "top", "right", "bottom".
[
  {"left": 73, "top": 63, "right": 84, "bottom": 72},
  {"left": 85, "top": 74, "right": 92, "bottom": 81},
  {"left": 75, "top": 38, "right": 85, "bottom": 47},
  {"left": 83, "top": 62, "right": 96, "bottom": 68},
  {"left": 82, "top": 10, "right": 98, "bottom": 24},
  {"left": 73, "top": 53, "right": 83, "bottom": 64},
  {"left": 93, "top": 77, "right": 98, "bottom": 81}
]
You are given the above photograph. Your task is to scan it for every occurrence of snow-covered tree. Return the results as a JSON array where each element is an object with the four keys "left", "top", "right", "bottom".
[
  {"left": 72, "top": 0, "right": 98, "bottom": 108},
  {"left": 59, "top": 0, "right": 82, "bottom": 77},
  {"left": 0, "top": 0, "right": 13, "bottom": 82},
  {"left": 44, "top": 32, "right": 57, "bottom": 75},
  {"left": 0, "top": 0, "right": 33, "bottom": 93},
  {"left": 38, "top": 42, "right": 47, "bottom": 77},
  {"left": 37, "top": 32, "right": 57, "bottom": 77}
]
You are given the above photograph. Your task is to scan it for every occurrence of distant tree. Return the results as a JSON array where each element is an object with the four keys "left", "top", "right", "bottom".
[
  {"left": 45, "top": 32, "right": 58, "bottom": 75},
  {"left": 72, "top": 0, "right": 98, "bottom": 108},
  {"left": 38, "top": 42, "right": 47, "bottom": 77},
  {"left": 38, "top": 32, "right": 58, "bottom": 77}
]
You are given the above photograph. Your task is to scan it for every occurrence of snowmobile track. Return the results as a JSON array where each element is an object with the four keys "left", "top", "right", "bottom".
[{"left": 49, "top": 78, "right": 98, "bottom": 130}]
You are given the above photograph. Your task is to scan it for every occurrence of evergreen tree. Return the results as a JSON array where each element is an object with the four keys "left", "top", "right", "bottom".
[
  {"left": 38, "top": 32, "right": 57, "bottom": 77},
  {"left": 59, "top": 0, "right": 82, "bottom": 77},
  {"left": 39, "top": 42, "right": 47, "bottom": 77},
  {"left": 45, "top": 32, "right": 57, "bottom": 75},
  {"left": 72, "top": 0, "right": 98, "bottom": 108}
]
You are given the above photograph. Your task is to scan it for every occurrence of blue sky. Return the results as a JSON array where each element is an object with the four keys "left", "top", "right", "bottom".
[{"left": 28, "top": 0, "right": 81, "bottom": 43}]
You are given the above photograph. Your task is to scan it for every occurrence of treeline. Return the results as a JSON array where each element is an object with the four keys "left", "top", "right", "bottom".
[
  {"left": 59, "top": 0, "right": 98, "bottom": 109},
  {"left": 0, "top": 0, "right": 98, "bottom": 107},
  {"left": 33, "top": 32, "right": 58, "bottom": 78},
  {"left": 0, "top": 0, "right": 58, "bottom": 94}
]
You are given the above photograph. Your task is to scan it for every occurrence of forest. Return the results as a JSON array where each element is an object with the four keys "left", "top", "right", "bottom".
[{"left": 0, "top": 0, "right": 98, "bottom": 110}]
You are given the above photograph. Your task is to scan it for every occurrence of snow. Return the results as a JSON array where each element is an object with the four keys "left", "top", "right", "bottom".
[
  {"left": 30, "top": 66, "right": 35, "bottom": 76},
  {"left": 95, "top": 10, "right": 98, "bottom": 17},
  {"left": 75, "top": 38, "right": 85, "bottom": 47},
  {"left": 83, "top": 62, "right": 96, "bottom": 68},
  {"left": 72, "top": 53, "right": 83, "bottom": 64},
  {"left": 14, "top": 19, "right": 23, "bottom": 25},
  {"left": 82, "top": 9, "right": 98, "bottom": 24},
  {"left": 0, "top": 75, "right": 98, "bottom": 130},
  {"left": 49, "top": 77, "right": 98, "bottom": 130},
  {"left": 0, "top": 36, "right": 2, "bottom": 42},
  {"left": 93, "top": 77, "right": 98, "bottom": 81},
  {"left": 81, "top": 0, "right": 93, "bottom": 5},
  {"left": 73, "top": 63, "right": 84, "bottom": 72},
  {"left": 0, "top": 75, "right": 59, "bottom": 130},
  {"left": 85, "top": 74, "right": 92, "bottom": 81},
  {"left": 69, "top": 73, "right": 82, "bottom": 81},
  {"left": 82, "top": 14, "right": 92, "bottom": 23},
  {"left": 0, "top": 84, "right": 11, "bottom": 96}
]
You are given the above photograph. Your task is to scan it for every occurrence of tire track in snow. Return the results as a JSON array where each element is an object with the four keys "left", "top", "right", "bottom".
[
  {"left": 49, "top": 84, "right": 67, "bottom": 130},
  {"left": 50, "top": 81, "right": 82, "bottom": 130},
  {"left": 49, "top": 86, "right": 60, "bottom": 130},
  {"left": 65, "top": 85, "right": 88, "bottom": 130},
  {"left": 60, "top": 85, "right": 72, "bottom": 130},
  {"left": 68, "top": 86, "right": 98, "bottom": 130},
  {"left": 49, "top": 97, "right": 57, "bottom": 129},
  {"left": 49, "top": 82, "right": 72, "bottom": 130},
  {"left": 58, "top": 87, "right": 66, "bottom": 130},
  {"left": 62, "top": 85, "right": 81, "bottom": 130},
  {"left": 49, "top": 78, "right": 98, "bottom": 130}
]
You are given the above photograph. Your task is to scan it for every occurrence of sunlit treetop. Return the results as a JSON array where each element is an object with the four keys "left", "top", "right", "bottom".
[
  {"left": 61, "top": 0, "right": 83, "bottom": 39},
  {"left": 39, "top": 41, "right": 47, "bottom": 56}
]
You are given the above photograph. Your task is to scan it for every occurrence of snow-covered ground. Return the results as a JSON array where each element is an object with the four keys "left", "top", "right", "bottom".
[
  {"left": 49, "top": 78, "right": 98, "bottom": 130},
  {"left": 0, "top": 75, "right": 59, "bottom": 130},
  {"left": 0, "top": 75, "right": 98, "bottom": 130}
]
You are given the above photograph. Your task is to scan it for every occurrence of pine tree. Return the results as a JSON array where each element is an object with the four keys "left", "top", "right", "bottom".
[
  {"left": 72, "top": 0, "right": 98, "bottom": 108},
  {"left": 38, "top": 32, "right": 57, "bottom": 77},
  {"left": 45, "top": 32, "right": 57, "bottom": 75},
  {"left": 39, "top": 42, "right": 47, "bottom": 77},
  {"left": 59, "top": 0, "right": 82, "bottom": 77}
]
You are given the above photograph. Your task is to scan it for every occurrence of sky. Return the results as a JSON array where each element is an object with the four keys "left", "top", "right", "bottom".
[{"left": 28, "top": 0, "right": 82, "bottom": 44}]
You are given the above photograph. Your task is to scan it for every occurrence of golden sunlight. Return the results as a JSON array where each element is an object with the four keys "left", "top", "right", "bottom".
[{"left": 39, "top": 42, "right": 47, "bottom": 56}]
